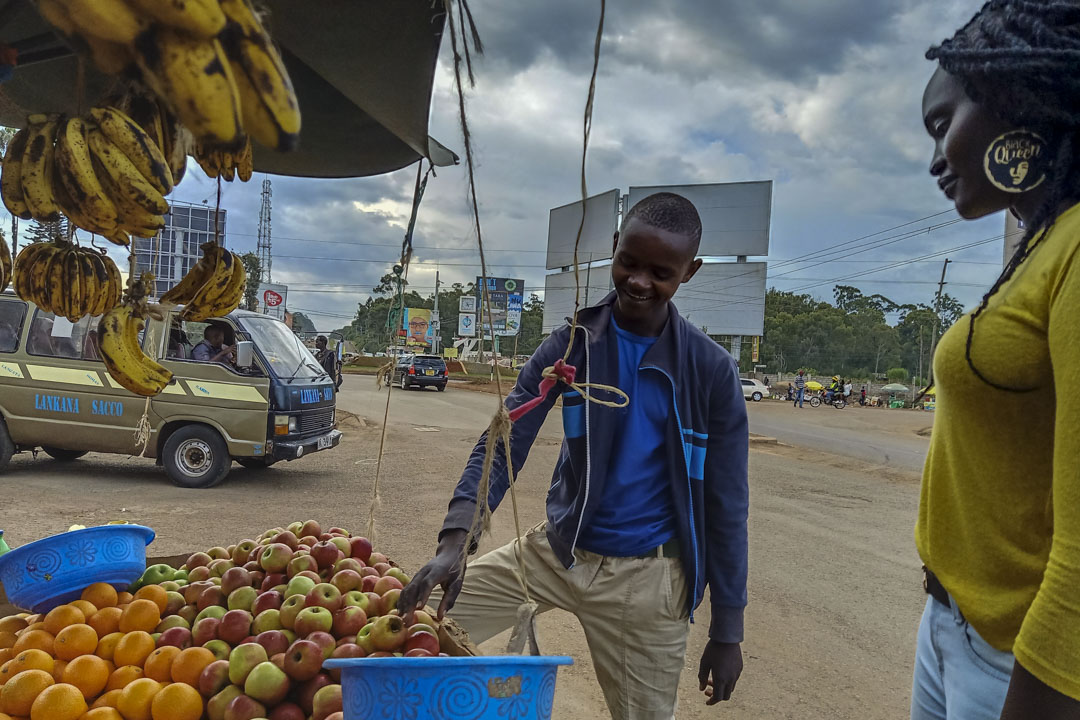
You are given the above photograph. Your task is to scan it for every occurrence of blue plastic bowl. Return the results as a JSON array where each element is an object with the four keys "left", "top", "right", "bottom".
[
  {"left": 324, "top": 655, "right": 573, "bottom": 720},
  {"left": 0, "top": 525, "right": 155, "bottom": 613}
]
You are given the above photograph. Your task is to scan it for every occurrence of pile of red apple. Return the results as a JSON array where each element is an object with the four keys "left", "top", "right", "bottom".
[{"left": 147, "top": 520, "right": 445, "bottom": 720}]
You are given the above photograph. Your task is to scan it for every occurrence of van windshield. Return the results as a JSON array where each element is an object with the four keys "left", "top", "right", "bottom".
[{"left": 242, "top": 317, "right": 325, "bottom": 379}]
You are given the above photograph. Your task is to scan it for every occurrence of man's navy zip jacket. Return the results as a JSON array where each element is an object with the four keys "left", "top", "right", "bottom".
[{"left": 441, "top": 293, "right": 749, "bottom": 643}]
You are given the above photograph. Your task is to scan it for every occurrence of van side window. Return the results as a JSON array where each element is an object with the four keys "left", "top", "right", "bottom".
[
  {"left": 26, "top": 310, "right": 102, "bottom": 360},
  {"left": 0, "top": 301, "right": 27, "bottom": 353}
]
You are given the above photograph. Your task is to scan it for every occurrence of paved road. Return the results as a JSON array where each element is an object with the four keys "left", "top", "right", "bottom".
[
  {"left": 747, "top": 400, "right": 932, "bottom": 472},
  {"left": 337, "top": 378, "right": 933, "bottom": 471}
]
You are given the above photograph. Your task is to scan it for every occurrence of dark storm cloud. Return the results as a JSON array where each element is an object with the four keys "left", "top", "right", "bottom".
[{"left": 470, "top": 0, "right": 910, "bottom": 82}]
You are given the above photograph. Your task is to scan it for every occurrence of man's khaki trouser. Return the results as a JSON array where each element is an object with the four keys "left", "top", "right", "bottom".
[{"left": 433, "top": 522, "right": 690, "bottom": 720}]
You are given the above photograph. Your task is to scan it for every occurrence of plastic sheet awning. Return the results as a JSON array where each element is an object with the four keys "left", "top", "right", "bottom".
[{"left": 0, "top": 0, "right": 457, "bottom": 178}]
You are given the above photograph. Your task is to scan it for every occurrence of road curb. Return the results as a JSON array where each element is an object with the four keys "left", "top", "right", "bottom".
[{"left": 750, "top": 433, "right": 779, "bottom": 445}]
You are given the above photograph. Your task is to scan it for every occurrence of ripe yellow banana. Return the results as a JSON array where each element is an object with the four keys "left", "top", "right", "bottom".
[
  {"left": 126, "top": 0, "right": 226, "bottom": 39},
  {"left": 219, "top": 0, "right": 301, "bottom": 152},
  {"left": 160, "top": 242, "right": 218, "bottom": 305},
  {"left": 34, "top": 0, "right": 76, "bottom": 35},
  {"left": 84, "top": 34, "right": 137, "bottom": 75},
  {"left": 63, "top": 0, "right": 148, "bottom": 45},
  {"left": 62, "top": 246, "right": 84, "bottom": 321},
  {"left": 235, "top": 138, "right": 253, "bottom": 182},
  {"left": 183, "top": 247, "right": 235, "bottom": 321},
  {"left": 55, "top": 117, "right": 120, "bottom": 235},
  {"left": 51, "top": 164, "right": 115, "bottom": 238},
  {"left": 214, "top": 251, "right": 247, "bottom": 314},
  {"left": 40, "top": 241, "right": 69, "bottom": 316},
  {"left": 99, "top": 252, "right": 122, "bottom": 310},
  {"left": 0, "top": 235, "right": 11, "bottom": 293},
  {"left": 12, "top": 241, "right": 54, "bottom": 305},
  {"left": 159, "top": 104, "right": 190, "bottom": 186},
  {"left": 21, "top": 115, "right": 63, "bottom": 222},
  {"left": 89, "top": 106, "right": 173, "bottom": 196},
  {"left": 98, "top": 305, "right": 173, "bottom": 396},
  {"left": 87, "top": 128, "right": 169, "bottom": 216},
  {"left": 1, "top": 128, "right": 31, "bottom": 220},
  {"left": 134, "top": 27, "right": 243, "bottom": 149}
]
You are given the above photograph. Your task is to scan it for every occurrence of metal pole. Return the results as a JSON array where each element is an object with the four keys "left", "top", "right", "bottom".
[
  {"left": 927, "top": 258, "right": 951, "bottom": 385},
  {"left": 431, "top": 270, "right": 440, "bottom": 354}
]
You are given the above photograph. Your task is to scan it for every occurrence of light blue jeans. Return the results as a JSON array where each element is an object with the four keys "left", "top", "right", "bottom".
[{"left": 911, "top": 596, "right": 1015, "bottom": 719}]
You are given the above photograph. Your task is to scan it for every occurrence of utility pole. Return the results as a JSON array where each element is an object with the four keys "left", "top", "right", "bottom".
[
  {"left": 927, "top": 258, "right": 951, "bottom": 385},
  {"left": 431, "top": 270, "right": 440, "bottom": 355}
]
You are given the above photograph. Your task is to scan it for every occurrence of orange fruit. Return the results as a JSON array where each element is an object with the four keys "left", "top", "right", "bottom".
[
  {"left": 116, "top": 678, "right": 161, "bottom": 720},
  {"left": 83, "top": 708, "right": 124, "bottom": 720},
  {"left": 0, "top": 669, "right": 54, "bottom": 716},
  {"left": 132, "top": 588, "right": 168, "bottom": 616},
  {"left": 0, "top": 650, "right": 12, "bottom": 667},
  {"left": 116, "top": 593, "right": 133, "bottom": 606},
  {"left": 167, "top": 648, "right": 214, "bottom": 688},
  {"left": 0, "top": 619, "right": 28, "bottom": 635},
  {"left": 43, "top": 606, "right": 85, "bottom": 637},
  {"left": 113, "top": 633, "right": 154, "bottom": 669},
  {"left": 81, "top": 584, "right": 119, "bottom": 611},
  {"left": 54, "top": 625, "right": 97, "bottom": 661},
  {"left": 118, "top": 602, "right": 159, "bottom": 635},
  {"left": 11, "top": 630, "right": 54, "bottom": 656},
  {"left": 91, "top": 688, "right": 122, "bottom": 709},
  {"left": 61, "top": 655, "right": 109, "bottom": 700},
  {"left": 51, "top": 659, "right": 68, "bottom": 683},
  {"left": 1, "top": 650, "right": 55, "bottom": 684},
  {"left": 149, "top": 682, "right": 202, "bottom": 720},
  {"left": 29, "top": 681, "right": 86, "bottom": 720},
  {"left": 87, "top": 608, "right": 122, "bottom": 639},
  {"left": 95, "top": 633, "right": 123, "bottom": 663},
  {"left": 0, "top": 633, "right": 15, "bottom": 651},
  {"left": 104, "top": 666, "right": 143, "bottom": 692},
  {"left": 70, "top": 601, "right": 100, "bottom": 620},
  {"left": 141, "top": 648, "right": 179, "bottom": 684},
  {"left": 0, "top": 710, "right": 11, "bottom": 720},
  {"left": 24, "top": 621, "right": 46, "bottom": 633}
]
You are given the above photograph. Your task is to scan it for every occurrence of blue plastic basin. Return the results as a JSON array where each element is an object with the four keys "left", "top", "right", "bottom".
[
  {"left": 0, "top": 525, "right": 155, "bottom": 613},
  {"left": 324, "top": 655, "right": 573, "bottom": 720}
]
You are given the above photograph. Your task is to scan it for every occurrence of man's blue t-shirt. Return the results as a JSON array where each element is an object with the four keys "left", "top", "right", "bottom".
[{"left": 576, "top": 316, "right": 676, "bottom": 556}]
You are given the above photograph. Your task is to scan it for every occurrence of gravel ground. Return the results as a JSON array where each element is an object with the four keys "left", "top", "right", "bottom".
[{"left": 0, "top": 395, "right": 927, "bottom": 719}]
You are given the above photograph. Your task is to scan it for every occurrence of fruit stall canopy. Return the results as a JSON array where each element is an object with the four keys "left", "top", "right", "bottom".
[{"left": 0, "top": 0, "right": 458, "bottom": 178}]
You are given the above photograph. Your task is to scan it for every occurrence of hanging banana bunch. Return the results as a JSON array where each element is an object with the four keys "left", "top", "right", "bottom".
[
  {"left": 98, "top": 270, "right": 173, "bottom": 397},
  {"left": 194, "top": 135, "right": 253, "bottom": 182},
  {"left": 160, "top": 242, "right": 246, "bottom": 321},
  {"left": 11, "top": 239, "right": 123, "bottom": 322},
  {"left": 32, "top": 0, "right": 301, "bottom": 154},
  {"left": 0, "top": 234, "right": 11, "bottom": 293}
]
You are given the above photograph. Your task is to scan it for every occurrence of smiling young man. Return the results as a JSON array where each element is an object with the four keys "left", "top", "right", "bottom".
[{"left": 399, "top": 192, "right": 749, "bottom": 719}]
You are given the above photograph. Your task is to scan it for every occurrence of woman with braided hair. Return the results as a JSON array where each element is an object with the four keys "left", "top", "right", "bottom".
[{"left": 914, "top": 1, "right": 1080, "bottom": 718}]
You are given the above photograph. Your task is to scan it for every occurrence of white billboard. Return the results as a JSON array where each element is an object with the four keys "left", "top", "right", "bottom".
[
  {"left": 256, "top": 283, "right": 288, "bottom": 320},
  {"left": 457, "top": 313, "right": 476, "bottom": 337},
  {"left": 627, "top": 181, "right": 772, "bottom": 258},
  {"left": 542, "top": 269, "right": 614, "bottom": 333},
  {"left": 674, "top": 262, "right": 767, "bottom": 336},
  {"left": 546, "top": 189, "right": 620, "bottom": 269}
]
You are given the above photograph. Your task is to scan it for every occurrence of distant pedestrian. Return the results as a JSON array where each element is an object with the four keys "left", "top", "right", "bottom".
[
  {"left": 786, "top": 384, "right": 794, "bottom": 402},
  {"left": 793, "top": 370, "right": 806, "bottom": 408},
  {"left": 860, "top": 386, "right": 867, "bottom": 406},
  {"left": 763, "top": 376, "right": 771, "bottom": 387},
  {"left": 843, "top": 380, "right": 852, "bottom": 398}
]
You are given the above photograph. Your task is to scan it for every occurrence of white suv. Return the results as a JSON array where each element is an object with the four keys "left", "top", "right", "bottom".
[{"left": 740, "top": 378, "right": 768, "bottom": 402}]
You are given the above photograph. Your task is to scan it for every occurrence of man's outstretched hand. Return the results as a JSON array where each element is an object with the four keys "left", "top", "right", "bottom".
[
  {"left": 698, "top": 641, "right": 743, "bottom": 706},
  {"left": 396, "top": 529, "right": 468, "bottom": 621}
]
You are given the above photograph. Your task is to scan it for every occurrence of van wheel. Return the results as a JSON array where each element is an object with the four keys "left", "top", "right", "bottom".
[
  {"left": 0, "top": 418, "right": 13, "bottom": 473},
  {"left": 42, "top": 446, "right": 88, "bottom": 462},
  {"left": 162, "top": 425, "right": 230, "bottom": 489},
  {"left": 237, "top": 457, "right": 276, "bottom": 470}
]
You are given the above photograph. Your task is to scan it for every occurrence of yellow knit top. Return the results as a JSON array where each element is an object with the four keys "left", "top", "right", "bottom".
[{"left": 917, "top": 202, "right": 1080, "bottom": 700}]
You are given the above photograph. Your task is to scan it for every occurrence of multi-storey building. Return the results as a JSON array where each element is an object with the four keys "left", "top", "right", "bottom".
[{"left": 133, "top": 201, "right": 227, "bottom": 298}]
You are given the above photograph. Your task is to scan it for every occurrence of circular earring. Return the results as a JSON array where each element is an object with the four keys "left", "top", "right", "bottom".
[{"left": 984, "top": 130, "right": 1050, "bottom": 193}]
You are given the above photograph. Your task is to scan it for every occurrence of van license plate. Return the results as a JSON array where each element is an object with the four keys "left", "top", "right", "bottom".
[
  {"left": 317, "top": 435, "right": 333, "bottom": 450},
  {"left": 425, "top": 369, "right": 434, "bottom": 376}
]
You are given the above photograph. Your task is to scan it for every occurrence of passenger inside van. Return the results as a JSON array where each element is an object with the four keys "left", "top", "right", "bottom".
[{"left": 167, "top": 325, "right": 192, "bottom": 359}]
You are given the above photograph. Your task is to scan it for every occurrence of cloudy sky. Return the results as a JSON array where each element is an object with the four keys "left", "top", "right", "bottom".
[{"left": 17, "top": 0, "right": 1012, "bottom": 331}]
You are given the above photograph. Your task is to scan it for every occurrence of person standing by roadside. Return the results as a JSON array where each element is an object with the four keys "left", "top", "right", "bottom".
[
  {"left": 399, "top": 192, "right": 749, "bottom": 719},
  {"left": 912, "top": 3, "right": 1080, "bottom": 718},
  {"left": 793, "top": 369, "right": 806, "bottom": 408}
]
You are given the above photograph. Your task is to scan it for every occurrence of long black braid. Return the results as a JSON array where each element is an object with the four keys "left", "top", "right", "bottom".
[{"left": 927, "top": 0, "right": 1080, "bottom": 392}]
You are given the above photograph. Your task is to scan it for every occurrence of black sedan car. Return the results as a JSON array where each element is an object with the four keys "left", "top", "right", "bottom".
[{"left": 391, "top": 354, "right": 448, "bottom": 391}]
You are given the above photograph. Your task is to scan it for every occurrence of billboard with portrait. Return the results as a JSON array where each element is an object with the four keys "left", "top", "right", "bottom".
[{"left": 402, "top": 307, "right": 433, "bottom": 347}]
